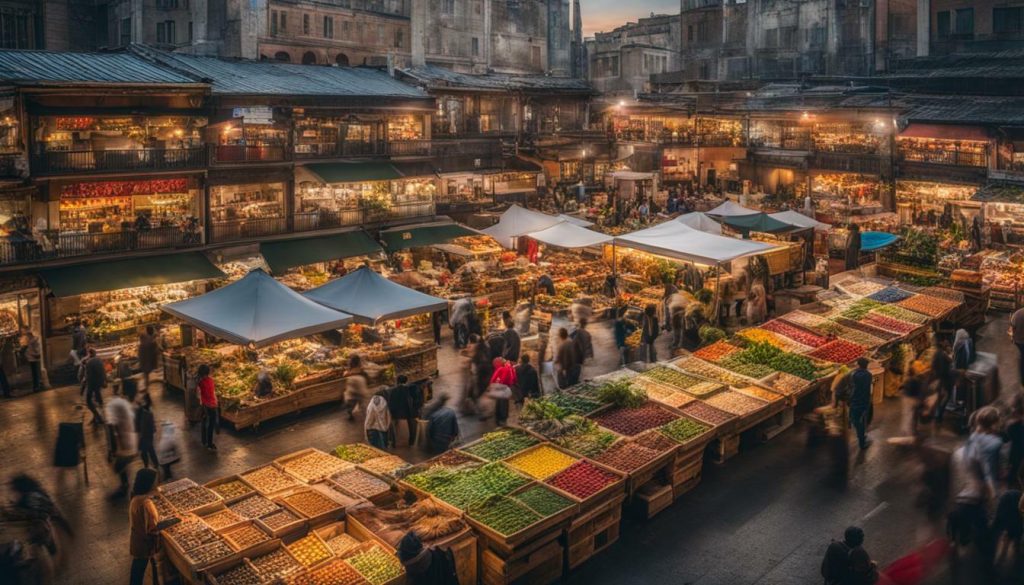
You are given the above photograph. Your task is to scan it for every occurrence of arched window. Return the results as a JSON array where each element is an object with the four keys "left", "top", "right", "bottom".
[
  {"left": 302, "top": 51, "right": 317, "bottom": 65},
  {"left": 335, "top": 53, "right": 349, "bottom": 66},
  {"left": 274, "top": 51, "right": 291, "bottom": 62}
]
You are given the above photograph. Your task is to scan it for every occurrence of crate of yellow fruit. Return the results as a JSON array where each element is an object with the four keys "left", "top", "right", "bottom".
[{"left": 503, "top": 444, "right": 580, "bottom": 480}]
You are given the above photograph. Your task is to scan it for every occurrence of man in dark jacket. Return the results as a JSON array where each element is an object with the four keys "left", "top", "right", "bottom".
[
  {"left": 137, "top": 326, "right": 160, "bottom": 391},
  {"left": 571, "top": 317, "right": 593, "bottom": 369},
  {"left": 821, "top": 526, "right": 866, "bottom": 585},
  {"left": 501, "top": 312, "right": 521, "bottom": 362},
  {"left": 387, "top": 375, "right": 420, "bottom": 447},
  {"left": 613, "top": 307, "right": 637, "bottom": 366},
  {"left": 83, "top": 348, "right": 107, "bottom": 425},
  {"left": 514, "top": 354, "right": 540, "bottom": 404},
  {"left": 397, "top": 530, "right": 459, "bottom": 585},
  {"left": 849, "top": 357, "right": 873, "bottom": 450},
  {"left": 425, "top": 397, "right": 459, "bottom": 454}
]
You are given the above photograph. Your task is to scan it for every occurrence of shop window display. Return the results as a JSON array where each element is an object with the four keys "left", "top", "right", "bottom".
[
  {"left": 216, "top": 124, "right": 287, "bottom": 162},
  {"left": 294, "top": 116, "right": 381, "bottom": 157},
  {"left": 34, "top": 115, "right": 204, "bottom": 171},
  {"left": 812, "top": 122, "right": 882, "bottom": 154},
  {"left": 897, "top": 137, "right": 988, "bottom": 167},
  {"left": 209, "top": 183, "right": 287, "bottom": 241},
  {"left": 295, "top": 180, "right": 374, "bottom": 230}
]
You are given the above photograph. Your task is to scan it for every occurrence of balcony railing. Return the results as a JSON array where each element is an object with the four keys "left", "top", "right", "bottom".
[
  {"left": 387, "top": 201, "right": 435, "bottom": 220},
  {"left": 293, "top": 209, "right": 363, "bottom": 232},
  {"left": 31, "top": 148, "right": 205, "bottom": 175},
  {"left": 210, "top": 216, "right": 288, "bottom": 243},
  {"left": 211, "top": 144, "right": 288, "bottom": 164},
  {"left": 0, "top": 152, "right": 22, "bottom": 178},
  {"left": 294, "top": 141, "right": 387, "bottom": 159},
  {"left": 898, "top": 149, "right": 987, "bottom": 168},
  {"left": 386, "top": 140, "right": 432, "bottom": 157},
  {"left": 812, "top": 152, "right": 883, "bottom": 174},
  {"left": 0, "top": 225, "right": 202, "bottom": 266}
]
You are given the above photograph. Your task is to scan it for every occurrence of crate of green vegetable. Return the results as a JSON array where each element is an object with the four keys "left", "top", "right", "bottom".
[
  {"left": 657, "top": 416, "right": 713, "bottom": 448},
  {"left": 512, "top": 484, "right": 578, "bottom": 518},
  {"left": 401, "top": 462, "right": 529, "bottom": 509},
  {"left": 544, "top": 391, "right": 603, "bottom": 416},
  {"left": 466, "top": 495, "right": 544, "bottom": 544},
  {"left": 552, "top": 425, "right": 619, "bottom": 457},
  {"left": 342, "top": 543, "right": 404, "bottom": 585},
  {"left": 333, "top": 443, "right": 387, "bottom": 465},
  {"left": 459, "top": 429, "right": 538, "bottom": 461}
]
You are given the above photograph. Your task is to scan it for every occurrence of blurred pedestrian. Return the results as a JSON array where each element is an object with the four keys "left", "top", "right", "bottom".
[
  {"left": 20, "top": 328, "right": 42, "bottom": 392},
  {"left": 387, "top": 375, "right": 419, "bottom": 447},
  {"left": 9, "top": 474, "right": 72, "bottom": 556},
  {"left": 641, "top": 304, "right": 659, "bottom": 363},
  {"left": 555, "top": 328, "right": 579, "bottom": 388},
  {"left": 342, "top": 354, "right": 369, "bottom": 421},
  {"left": 106, "top": 382, "right": 138, "bottom": 499},
  {"left": 928, "top": 339, "right": 953, "bottom": 424},
  {"left": 1004, "top": 393, "right": 1024, "bottom": 489},
  {"left": 197, "top": 364, "right": 218, "bottom": 450},
  {"left": 424, "top": 396, "right": 460, "bottom": 454},
  {"left": 949, "top": 407, "right": 1003, "bottom": 568},
  {"left": 397, "top": 530, "right": 459, "bottom": 585},
  {"left": 156, "top": 419, "right": 181, "bottom": 480},
  {"left": 137, "top": 325, "right": 160, "bottom": 391},
  {"left": 890, "top": 361, "right": 926, "bottom": 445},
  {"left": 821, "top": 526, "right": 874, "bottom": 585},
  {"left": 466, "top": 334, "right": 492, "bottom": 405},
  {"left": 488, "top": 357, "right": 516, "bottom": 426},
  {"left": 501, "top": 312, "right": 521, "bottom": 362},
  {"left": 613, "top": 307, "right": 637, "bottom": 366},
  {"left": 365, "top": 395, "right": 391, "bottom": 450},
  {"left": 571, "top": 317, "right": 593, "bottom": 367},
  {"left": 514, "top": 353, "right": 540, "bottom": 404},
  {"left": 83, "top": 347, "right": 107, "bottom": 426},
  {"left": 128, "top": 468, "right": 176, "bottom": 585},
  {"left": 135, "top": 393, "right": 159, "bottom": 473},
  {"left": 850, "top": 357, "right": 873, "bottom": 450}
]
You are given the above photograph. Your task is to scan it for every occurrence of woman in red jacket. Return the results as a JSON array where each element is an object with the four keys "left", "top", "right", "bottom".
[
  {"left": 197, "top": 364, "right": 218, "bottom": 450},
  {"left": 489, "top": 357, "right": 517, "bottom": 427}
]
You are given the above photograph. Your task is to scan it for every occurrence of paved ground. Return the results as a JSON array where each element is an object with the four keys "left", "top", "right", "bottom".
[{"left": 0, "top": 314, "right": 1020, "bottom": 584}]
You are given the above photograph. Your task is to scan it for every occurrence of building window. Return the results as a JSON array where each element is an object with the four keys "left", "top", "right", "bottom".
[
  {"left": 472, "top": 37, "right": 479, "bottom": 56},
  {"left": 993, "top": 7, "right": 1022, "bottom": 34},
  {"left": 700, "top": 61, "right": 710, "bottom": 79},
  {"left": 341, "top": 21, "right": 349, "bottom": 39},
  {"left": 0, "top": 9, "right": 33, "bottom": 49},
  {"left": 936, "top": 11, "right": 950, "bottom": 37},
  {"left": 120, "top": 17, "right": 131, "bottom": 45},
  {"left": 696, "top": 21, "right": 708, "bottom": 43},
  {"left": 303, "top": 14, "right": 310, "bottom": 35},
  {"left": 323, "top": 16, "right": 334, "bottom": 39},
  {"left": 377, "top": 24, "right": 384, "bottom": 44},
  {"left": 156, "top": 0, "right": 178, "bottom": 9},
  {"left": 395, "top": 28, "right": 404, "bottom": 48},
  {"left": 531, "top": 46, "right": 541, "bottom": 68},
  {"left": 955, "top": 8, "right": 974, "bottom": 37},
  {"left": 687, "top": 25, "right": 693, "bottom": 42},
  {"left": 156, "top": 20, "right": 175, "bottom": 44},
  {"left": 271, "top": 11, "right": 279, "bottom": 35},
  {"left": 442, "top": 0, "right": 455, "bottom": 15}
]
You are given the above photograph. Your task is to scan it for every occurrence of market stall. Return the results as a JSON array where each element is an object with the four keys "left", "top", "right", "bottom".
[
  {"left": 705, "top": 200, "right": 759, "bottom": 217},
  {"left": 260, "top": 230, "right": 384, "bottom": 291},
  {"left": 161, "top": 269, "right": 354, "bottom": 429},
  {"left": 481, "top": 204, "right": 563, "bottom": 249},
  {"left": 304, "top": 266, "right": 445, "bottom": 382},
  {"left": 676, "top": 212, "right": 722, "bottom": 235}
]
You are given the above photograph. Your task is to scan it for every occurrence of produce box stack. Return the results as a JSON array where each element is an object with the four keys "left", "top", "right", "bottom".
[
  {"left": 333, "top": 443, "right": 412, "bottom": 483},
  {"left": 651, "top": 415, "right": 715, "bottom": 500},
  {"left": 546, "top": 458, "right": 627, "bottom": 571}
]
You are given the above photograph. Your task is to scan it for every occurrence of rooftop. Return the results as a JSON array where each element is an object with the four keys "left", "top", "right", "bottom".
[
  {"left": 0, "top": 49, "right": 200, "bottom": 87},
  {"left": 399, "top": 64, "right": 592, "bottom": 94}
]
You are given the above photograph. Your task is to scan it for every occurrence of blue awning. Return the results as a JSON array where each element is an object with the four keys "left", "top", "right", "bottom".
[{"left": 861, "top": 231, "right": 900, "bottom": 252}]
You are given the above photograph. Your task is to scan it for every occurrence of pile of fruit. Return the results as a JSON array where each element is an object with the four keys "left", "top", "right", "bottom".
[
  {"left": 780, "top": 311, "right": 828, "bottom": 329},
  {"left": 427, "top": 450, "right": 481, "bottom": 468},
  {"left": 681, "top": 401, "right": 735, "bottom": 427},
  {"left": 760, "top": 320, "right": 827, "bottom": 348},
  {"left": 737, "top": 328, "right": 807, "bottom": 353},
  {"left": 657, "top": 417, "right": 711, "bottom": 445},
  {"left": 260, "top": 509, "right": 301, "bottom": 531},
  {"left": 151, "top": 495, "right": 176, "bottom": 520},
  {"left": 506, "top": 445, "right": 579, "bottom": 479},
  {"left": 592, "top": 402, "right": 679, "bottom": 437},
  {"left": 461, "top": 430, "right": 538, "bottom": 461},
  {"left": 325, "top": 532, "right": 362, "bottom": 556},
  {"left": 165, "top": 517, "right": 222, "bottom": 552},
  {"left": 705, "top": 391, "right": 768, "bottom": 416},
  {"left": 213, "top": 563, "right": 263, "bottom": 585},
  {"left": 164, "top": 485, "right": 221, "bottom": 513},
  {"left": 223, "top": 523, "right": 271, "bottom": 550},
  {"left": 250, "top": 548, "right": 304, "bottom": 580},
  {"left": 241, "top": 466, "right": 299, "bottom": 495},
  {"left": 209, "top": 479, "right": 254, "bottom": 502},
  {"left": 594, "top": 440, "right": 663, "bottom": 472},
  {"left": 867, "top": 286, "right": 914, "bottom": 303},
  {"left": 513, "top": 485, "right": 575, "bottom": 516},
  {"left": 334, "top": 444, "right": 383, "bottom": 464},
  {"left": 467, "top": 495, "right": 542, "bottom": 536},
  {"left": 737, "top": 386, "right": 783, "bottom": 403},
  {"left": 281, "top": 490, "right": 343, "bottom": 519},
  {"left": 807, "top": 339, "right": 866, "bottom": 364},
  {"left": 641, "top": 366, "right": 702, "bottom": 390},
  {"left": 693, "top": 340, "right": 742, "bottom": 361},
  {"left": 547, "top": 460, "right": 620, "bottom": 500},
  {"left": 874, "top": 303, "right": 928, "bottom": 324},
  {"left": 896, "top": 294, "right": 956, "bottom": 317},
  {"left": 359, "top": 455, "right": 409, "bottom": 478},
  {"left": 840, "top": 299, "right": 882, "bottom": 320},
  {"left": 634, "top": 430, "right": 679, "bottom": 453},
  {"left": 404, "top": 463, "right": 529, "bottom": 509},
  {"left": 345, "top": 545, "right": 404, "bottom": 585},
  {"left": 544, "top": 392, "right": 603, "bottom": 416},
  {"left": 833, "top": 317, "right": 898, "bottom": 341},
  {"left": 863, "top": 313, "right": 918, "bottom": 334},
  {"left": 280, "top": 450, "right": 351, "bottom": 482},
  {"left": 673, "top": 357, "right": 751, "bottom": 386},
  {"left": 185, "top": 540, "right": 235, "bottom": 567},
  {"left": 330, "top": 468, "right": 391, "bottom": 500},
  {"left": 229, "top": 494, "right": 281, "bottom": 519},
  {"left": 295, "top": 561, "right": 368, "bottom": 585},
  {"left": 768, "top": 372, "right": 809, "bottom": 395},
  {"left": 287, "top": 534, "right": 333, "bottom": 568},
  {"left": 202, "top": 508, "right": 244, "bottom": 531}
]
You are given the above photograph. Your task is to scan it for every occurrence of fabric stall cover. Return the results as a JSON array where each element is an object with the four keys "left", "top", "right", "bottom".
[
  {"left": 557, "top": 213, "right": 594, "bottom": 227},
  {"left": 676, "top": 212, "right": 722, "bottom": 235},
  {"left": 303, "top": 265, "right": 447, "bottom": 324},
  {"left": 40, "top": 251, "right": 224, "bottom": 297},
  {"left": 260, "top": 231, "right": 382, "bottom": 274},
  {"left": 481, "top": 204, "right": 563, "bottom": 248},
  {"left": 721, "top": 212, "right": 801, "bottom": 235},
  {"left": 161, "top": 268, "right": 352, "bottom": 348},
  {"left": 526, "top": 220, "right": 613, "bottom": 249},
  {"left": 379, "top": 220, "right": 480, "bottom": 251},
  {"left": 614, "top": 222, "right": 776, "bottom": 266},
  {"left": 769, "top": 210, "right": 831, "bottom": 232},
  {"left": 861, "top": 231, "right": 900, "bottom": 252},
  {"left": 705, "top": 200, "right": 760, "bottom": 217}
]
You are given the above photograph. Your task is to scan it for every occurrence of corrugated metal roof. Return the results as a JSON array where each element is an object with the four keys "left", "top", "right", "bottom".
[
  {"left": 400, "top": 65, "right": 592, "bottom": 93},
  {"left": 0, "top": 49, "right": 199, "bottom": 85},
  {"left": 135, "top": 46, "right": 428, "bottom": 98}
]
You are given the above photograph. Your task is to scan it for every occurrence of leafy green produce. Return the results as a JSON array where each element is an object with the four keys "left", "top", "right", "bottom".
[
  {"left": 554, "top": 424, "right": 618, "bottom": 457},
  {"left": 874, "top": 303, "right": 928, "bottom": 324},
  {"left": 642, "top": 366, "right": 701, "bottom": 389},
  {"left": 461, "top": 429, "right": 538, "bottom": 461},
  {"left": 333, "top": 443, "right": 380, "bottom": 464},
  {"left": 467, "top": 496, "right": 542, "bottom": 536},
  {"left": 404, "top": 463, "right": 529, "bottom": 508},
  {"left": 729, "top": 342, "right": 822, "bottom": 381},
  {"left": 717, "top": 354, "right": 775, "bottom": 379},
  {"left": 658, "top": 417, "right": 712, "bottom": 445},
  {"left": 519, "top": 399, "right": 569, "bottom": 422},
  {"left": 345, "top": 546, "right": 403, "bottom": 585},
  {"left": 595, "top": 379, "right": 647, "bottom": 408},
  {"left": 513, "top": 485, "right": 575, "bottom": 516},
  {"left": 545, "top": 392, "right": 602, "bottom": 416},
  {"left": 840, "top": 298, "right": 882, "bottom": 320}
]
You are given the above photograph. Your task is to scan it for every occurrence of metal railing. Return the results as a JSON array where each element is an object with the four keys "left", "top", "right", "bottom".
[
  {"left": 209, "top": 216, "right": 288, "bottom": 243},
  {"left": 211, "top": 144, "right": 288, "bottom": 164},
  {"left": 899, "top": 148, "right": 987, "bottom": 168},
  {"left": 294, "top": 141, "right": 387, "bottom": 159},
  {"left": 387, "top": 201, "right": 434, "bottom": 220},
  {"left": 0, "top": 152, "right": 23, "bottom": 177},
  {"left": 386, "top": 140, "right": 432, "bottom": 157},
  {"left": 31, "top": 148, "right": 205, "bottom": 174},
  {"left": 0, "top": 225, "right": 202, "bottom": 265},
  {"left": 293, "top": 209, "right": 363, "bottom": 232},
  {"left": 812, "top": 152, "right": 883, "bottom": 174}
]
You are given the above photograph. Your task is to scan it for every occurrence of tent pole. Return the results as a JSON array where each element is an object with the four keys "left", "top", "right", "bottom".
[
  {"left": 612, "top": 242, "right": 617, "bottom": 276},
  {"left": 714, "top": 262, "right": 722, "bottom": 327}
]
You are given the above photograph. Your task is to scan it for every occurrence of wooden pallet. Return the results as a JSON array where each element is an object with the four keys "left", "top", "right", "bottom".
[
  {"left": 480, "top": 530, "right": 564, "bottom": 585},
  {"left": 670, "top": 448, "right": 704, "bottom": 499},
  {"left": 709, "top": 433, "right": 740, "bottom": 464},
  {"left": 219, "top": 379, "right": 345, "bottom": 430},
  {"left": 564, "top": 492, "right": 625, "bottom": 570},
  {"left": 636, "top": 480, "right": 673, "bottom": 519}
]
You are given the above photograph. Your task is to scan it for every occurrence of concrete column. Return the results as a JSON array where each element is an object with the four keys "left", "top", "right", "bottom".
[
  {"left": 484, "top": 0, "right": 493, "bottom": 71},
  {"left": 192, "top": 0, "right": 208, "bottom": 43},
  {"left": 916, "top": 0, "right": 930, "bottom": 56},
  {"left": 238, "top": 0, "right": 266, "bottom": 60},
  {"left": 410, "top": 0, "right": 426, "bottom": 66},
  {"left": 131, "top": 0, "right": 144, "bottom": 44}
]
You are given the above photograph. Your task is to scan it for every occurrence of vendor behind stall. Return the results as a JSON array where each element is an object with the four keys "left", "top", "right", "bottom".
[
  {"left": 253, "top": 370, "right": 273, "bottom": 398},
  {"left": 534, "top": 274, "right": 556, "bottom": 298}
]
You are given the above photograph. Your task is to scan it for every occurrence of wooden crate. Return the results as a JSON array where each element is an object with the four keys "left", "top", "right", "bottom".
[
  {"left": 671, "top": 449, "right": 705, "bottom": 500},
  {"left": 709, "top": 433, "right": 740, "bottom": 464},
  {"left": 480, "top": 535, "right": 563, "bottom": 585},
  {"left": 348, "top": 513, "right": 479, "bottom": 585},
  {"left": 220, "top": 379, "right": 345, "bottom": 430},
  {"left": 635, "top": 480, "right": 673, "bottom": 519},
  {"left": 564, "top": 493, "right": 625, "bottom": 570}
]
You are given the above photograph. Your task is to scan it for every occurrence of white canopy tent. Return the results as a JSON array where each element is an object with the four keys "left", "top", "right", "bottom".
[
  {"left": 706, "top": 200, "right": 760, "bottom": 217},
  {"left": 303, "top": 265, "right": 448, "bottom": 324},
  {"left": 481, "top": 204, "right": 562, "bottom": 249},
  {"left": 161, "top": 269, "right": 353, "bottom": 348},
  {"left": 526, "top": 221, "right": 613, "bottom": 249},
  {"left": 769, "top": 210, "right": 831, "bottom": 232},
  {"left": 676, "top": 212, "right": 722, "bottom": 235},
  {"left": 557, "top": 213, "right": 594, "bottom": 227},
  {"left": 613, "top": 222, "right": 776, "bottom": 266}
]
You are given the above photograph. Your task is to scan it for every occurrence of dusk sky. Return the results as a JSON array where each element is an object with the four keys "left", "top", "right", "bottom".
[{"left": 582, "top": 0, "right": 679, "bottom": 37}]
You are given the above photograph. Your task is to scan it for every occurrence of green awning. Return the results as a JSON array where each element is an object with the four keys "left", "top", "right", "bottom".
[
  {"left": 40, "top": 252, "right": 225, "bottom": 297},
  {"left": 722, "top": 212, "right": 802, "bottom": 235},
  {"left": 379, "top": 222, "right": 479, "bottom": 251},
  {"left": 300, "top": 161, "right": 402, "bottom": 184},
  {"left": 261, "top": 231, "right": 382, "bottom": 273}
]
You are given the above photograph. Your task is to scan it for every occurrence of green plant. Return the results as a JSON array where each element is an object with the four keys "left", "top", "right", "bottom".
[
  {"left": 695, "top": 288, "right": 714, "bottom": 304},
  {"left": 272, "top": 363, "right": 298, "bottom": 387},
  {"left": 698, "top": 325, "right": 726, "bottom": 345},
  {"left": 595, "top": 379, "right": 646, "bottom": 408}
]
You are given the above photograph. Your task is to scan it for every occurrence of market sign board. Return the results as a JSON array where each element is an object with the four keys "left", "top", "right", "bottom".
[{"left": 232, "top": 106, "right": 274, "bottom": 124}]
